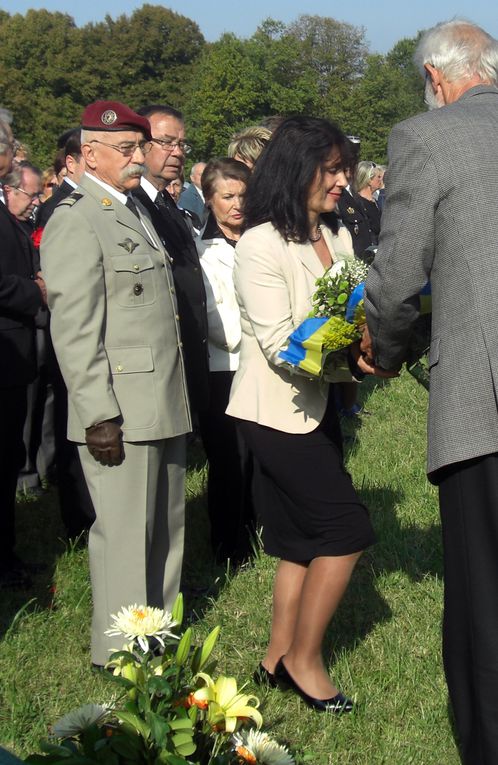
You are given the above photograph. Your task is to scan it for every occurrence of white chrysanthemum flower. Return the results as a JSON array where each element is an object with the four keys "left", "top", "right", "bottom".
[
  {"left": 105, "top": 604, "right": 179, "bottom": 653},
  {"left": 233, "top": 729, "right": 295, "bottom": 765},
  {"left": 52, "top": 703, "right": 110, "bottom": 738}
]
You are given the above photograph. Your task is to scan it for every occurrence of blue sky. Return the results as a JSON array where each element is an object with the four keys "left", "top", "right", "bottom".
[{"left": 2, "top": 0, "right": 498, "bottom": 53}]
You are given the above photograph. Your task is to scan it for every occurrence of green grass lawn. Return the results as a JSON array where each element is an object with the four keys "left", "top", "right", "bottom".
[{"left": 0, "top": 372, "right": 460, "bottom": 764}]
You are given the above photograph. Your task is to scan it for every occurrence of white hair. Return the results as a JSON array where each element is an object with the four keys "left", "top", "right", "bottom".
[{"left": 414, "top": 19, "right": 498, "bottom": 85}]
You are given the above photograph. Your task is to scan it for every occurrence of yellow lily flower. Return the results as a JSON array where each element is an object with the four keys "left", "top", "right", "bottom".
[{"left": 193, "top": 673, "right": 262, "bottom": 733}]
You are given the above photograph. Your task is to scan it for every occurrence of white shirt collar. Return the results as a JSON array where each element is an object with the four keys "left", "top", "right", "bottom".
[
  {"left": 140, "top": 176, "right": 161, "bottom": 202},
  {"left": 65, "top": 176, "right": 78, "bottom": 189},
  {"left": 84, "top": 172, "right": 128, "bottom": 205}
]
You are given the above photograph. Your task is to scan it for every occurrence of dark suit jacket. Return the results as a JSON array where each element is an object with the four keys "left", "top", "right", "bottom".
[
  {"left": 134, "top": 185, "right": 210, "bottom": 411},
  {"left": 178, "top": 183, "right": 208, "bottom": 225},
  {"left": 36, "top": 179, "right": 74, "bottom": 229},
  {"left": 0, "top": 201, "right": 43, "bottom": 386},
  {"left": 337, "top": 188, "right": 380, "bottom": 263}
]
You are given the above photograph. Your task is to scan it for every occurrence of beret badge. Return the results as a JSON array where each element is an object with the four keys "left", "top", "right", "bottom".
[{"left": 101, "top": 109, "right": 117, "bottom": 126}]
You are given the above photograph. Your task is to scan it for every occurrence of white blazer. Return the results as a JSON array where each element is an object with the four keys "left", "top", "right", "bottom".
[
  {"left": 196, "top": 234, "right": 241, "bottom": 372},
  {"left": 227, "top": 220, "right": 354, "bottom": 433}
]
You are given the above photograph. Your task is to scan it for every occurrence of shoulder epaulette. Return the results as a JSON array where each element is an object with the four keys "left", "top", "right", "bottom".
[{"left": 57, "top": 191, "right": 83, "bottom": 208}]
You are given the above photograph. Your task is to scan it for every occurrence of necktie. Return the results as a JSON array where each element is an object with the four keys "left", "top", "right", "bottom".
[
  {"left": 126, "top": 195, "right": 140, "bottom": 218},
  {"left": 155, "top": 192, "right": 169, "bottom": 212}
]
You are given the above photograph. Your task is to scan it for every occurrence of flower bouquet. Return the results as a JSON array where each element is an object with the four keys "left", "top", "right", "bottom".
[
  {"left": 278, "top": 257, "right": 369, "bottom": 382},
  {"left": 22, "top": 595, "right": 295, "bottom": 765}
]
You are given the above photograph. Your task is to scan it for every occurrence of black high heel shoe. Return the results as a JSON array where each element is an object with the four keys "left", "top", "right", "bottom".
[
  {"left": 253, "top": 662, "right": 278, "bottom": 688},
  {"left": 274, "top": 657, "right": 354, "bottom": 714}
]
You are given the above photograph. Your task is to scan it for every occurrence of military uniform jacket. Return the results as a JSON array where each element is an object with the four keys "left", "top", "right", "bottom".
[{"left": 40, "top": 174, "right": 191, "bottom": 443}]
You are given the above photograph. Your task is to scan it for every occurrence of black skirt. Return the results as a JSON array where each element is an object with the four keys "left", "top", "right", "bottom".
[{"left": 235, "top": 393, "right": 375, "bottom": 562}]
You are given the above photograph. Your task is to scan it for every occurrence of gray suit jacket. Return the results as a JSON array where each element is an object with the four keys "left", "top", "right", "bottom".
[
  {"left": 41, "top": 174, "right": 191, "bottom": 443},
  {"left": 178, "top": 183, "right": 208, "bottom": 224},
  {"left": 365, "top": 85, "right": 498, "bottom": 476}
]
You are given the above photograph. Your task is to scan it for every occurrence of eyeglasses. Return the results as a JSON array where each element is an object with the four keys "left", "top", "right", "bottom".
[
  {"left": 89, "top": 139, "right": 152, "bottom": 156},
  {"left": 13, "top": 187, "right": 42, "bottom": 201},
  {"left": 151, "top": 136, "right": 192, "bottom": 155}
]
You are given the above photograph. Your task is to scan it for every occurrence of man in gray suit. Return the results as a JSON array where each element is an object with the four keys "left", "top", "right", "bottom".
[
  {"left": 178, "top": 162, "right": 208, "bottom": 224},
  {"left": 363, "top": 20, "right": 498, "bottom": 765},
  {"left": 41, "top": 101, "right": 191, "bottom": 667}
]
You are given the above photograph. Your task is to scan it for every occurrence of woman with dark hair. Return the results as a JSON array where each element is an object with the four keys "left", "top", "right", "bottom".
[
  {"left": 227, "top": 117, "right": 376, "bottom": 712},
  {"left": 196, "top": 158, "right": 253, "bottom": 563}
]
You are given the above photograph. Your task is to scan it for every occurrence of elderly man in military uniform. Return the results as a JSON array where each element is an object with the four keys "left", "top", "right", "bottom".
[{"left": 41, "top": 101, "right": 191, "bottom": 667}]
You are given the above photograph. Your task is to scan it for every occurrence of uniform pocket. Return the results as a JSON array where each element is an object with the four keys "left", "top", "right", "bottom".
[
  {"left": 106, "top": 346, "right": 158, "bottom": 430},
  {"left": 111, "top": 253, "right": 157, "bottom": 307}
]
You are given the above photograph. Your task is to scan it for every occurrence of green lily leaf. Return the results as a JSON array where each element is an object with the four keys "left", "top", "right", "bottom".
[
  {"left": 337, "top": 293, "right": 348, "bottom": 304},
  {"left": 115, "top": 711, "right": 151, "bottom": 739},
  {"left": 196, "top": 625, "right": 220, "bottom": 671},
  {"left": 175, "top": 627, "right": 192, "bottom": 666},
  {"left": 107, "top": 649, "right": 137, "bottom": 663},
  {"left": 147, "top": 675, "right": 173, "bottom": 698},
  {"left": 171, "top": 593, "right": 184, "bottom": 627},
  {"left": 169, "top": 717, "right": 193, "bottom": 731},
  {"left": 171, "top": 732, "right": 196, "bottom": 757},
  {"left": 145, "top": 711, "right": 170, "bottom": 749},
  {"left": 157, "top": 754, "right": 190, "bottom": 765}
]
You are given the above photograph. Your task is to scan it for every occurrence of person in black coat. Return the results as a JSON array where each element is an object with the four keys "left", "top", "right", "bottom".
[
  {"left": 337, "top": 161, "right": 383, "bottom": 264},
  {"left": 36, "top": 132, "right": 85, "bottom": 230},
  {"left": 0, "top": 164, "right": 45, "bottom": 586},
  {"left": 136, "top": 104, "right": 210, "bottom": 414}
]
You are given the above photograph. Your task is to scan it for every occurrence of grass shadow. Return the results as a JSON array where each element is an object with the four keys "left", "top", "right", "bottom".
[
  {"left": 0, "top": 488, "right": 66, "bottom": 638},
  {"left": 361, "top": 484, "right": 443, "bottom": 581}
]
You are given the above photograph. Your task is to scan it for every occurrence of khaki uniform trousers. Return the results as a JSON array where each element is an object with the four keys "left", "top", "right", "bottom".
[{"left": 78, "top": 436, "right": 186, "bottom": 666}]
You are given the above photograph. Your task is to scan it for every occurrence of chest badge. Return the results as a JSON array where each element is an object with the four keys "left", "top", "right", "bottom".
[{"left": 118, "top": 238, "right": 140, "bottom": 254}]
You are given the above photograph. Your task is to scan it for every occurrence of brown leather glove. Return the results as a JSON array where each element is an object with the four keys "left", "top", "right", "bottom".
[{"left": 85, "top": 420, "right": 124, "bottom": 467}]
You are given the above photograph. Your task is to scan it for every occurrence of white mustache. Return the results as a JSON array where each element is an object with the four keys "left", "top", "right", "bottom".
[{"left": 122, "top": 164, "right": 145, "bottom": 179}]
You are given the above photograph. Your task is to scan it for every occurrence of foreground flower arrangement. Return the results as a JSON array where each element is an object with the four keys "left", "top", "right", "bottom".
[{"left": 23, "top": 596, "right": 295, "bottom": 765}]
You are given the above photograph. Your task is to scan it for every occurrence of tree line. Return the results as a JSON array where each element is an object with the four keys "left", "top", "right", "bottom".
[{"left": 0, "top": 5, "right": 426, "bottom": 168}]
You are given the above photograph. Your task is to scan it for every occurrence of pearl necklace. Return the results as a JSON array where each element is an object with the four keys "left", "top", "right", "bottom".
[{"left": 309, "top": 225, "right": 322, "bottom": 242}]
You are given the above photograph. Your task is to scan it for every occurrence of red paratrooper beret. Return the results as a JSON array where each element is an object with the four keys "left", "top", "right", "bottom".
[{"left": 81, "top": 100, "right": 152, "bottom": 140}]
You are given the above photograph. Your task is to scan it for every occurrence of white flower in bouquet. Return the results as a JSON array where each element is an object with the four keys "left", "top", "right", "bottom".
[
  {"left": 52, "top": 703, "right": 110, "bottom": 738},
  {"left": 233, "top": 729, "right": 295, "bottom": 764},
  {"left": 329, "top": 256, "right": 369, "bottom": 283},
  {"left": 105, "top": 604, "right": 179, "bottom": 652}
]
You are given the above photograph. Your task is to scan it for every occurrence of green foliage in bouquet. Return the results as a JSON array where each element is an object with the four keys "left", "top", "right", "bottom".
[
  {"left": 310, "top": 258, "right": 369, "bottom": 322},
  {"left": 21, "top": 596, "right": 295, "bottom": 765}
]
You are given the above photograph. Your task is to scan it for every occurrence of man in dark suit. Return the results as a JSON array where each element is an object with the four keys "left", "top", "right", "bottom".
[
  {"left": 178, "top": 161, "right": 208, "bottom": 225},
  {"left": 135, "top": 105, "right": 209, "bottom": 414},
  {"left": 363, "top": 19, "right": 498, "bottom": 764},
  {"left": 36, "top": 132, "right": 86, "bottom": 229},
  {"left": 0, "top": 160, "right": 46, "bottom": 587}
]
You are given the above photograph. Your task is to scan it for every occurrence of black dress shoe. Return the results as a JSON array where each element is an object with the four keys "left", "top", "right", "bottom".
[
  {"left": 274, "top": 657, "right": 353, "bottom": 714},
  {"left": 253, "top": 662, "right": 278, "bottom": 688}
]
